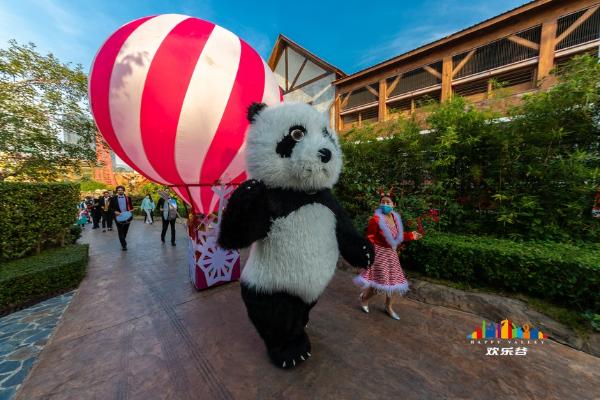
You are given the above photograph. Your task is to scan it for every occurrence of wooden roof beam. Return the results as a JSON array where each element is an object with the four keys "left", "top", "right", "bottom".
[
  {"left": 423, "top": 65, "right": 442, "bottom": 80},
  {"left": 340, "top": 92, "right": 352, "bottom": 109},
  {"left": 365, "top": 85, "right": 379, "bottom": 97},
  {"left": 267, "top": 34, "right": 286, "bottom": 70},
  {"left": 452, "top": 49, "right": 477, "bottom": 78},
  {"left": 289, "top": 57, "right": 308, "bottom": 91},
  {"left": 507, "top": 34, "right": 540, "bottom": 50},
  {"left": 386, "top": 74, "right": 402, "bottom": 96},
  {"left": 556, "top": 5, "right": 599, "bottom": 45},
  {"left": 286, "top": 71, "right": 330, "bottom": 94}
]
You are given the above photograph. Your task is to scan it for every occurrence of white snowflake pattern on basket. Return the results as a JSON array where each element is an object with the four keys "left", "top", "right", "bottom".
[{"left": 188, "top": 183, "right": 240, "bottom": 288}]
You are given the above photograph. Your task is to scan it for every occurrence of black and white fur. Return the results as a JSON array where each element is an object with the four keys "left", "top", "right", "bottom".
[{"left": 218, "top": 102, "right": 374, "bottom": 369}]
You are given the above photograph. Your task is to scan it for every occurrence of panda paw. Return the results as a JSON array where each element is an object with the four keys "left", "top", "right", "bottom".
[
  {"left": 227, "top": 179, "right": 267, "bottom": 214},
  {"left": 350, "top": 240, "right": 375, "bottom": 268},
  {"left": 269, "top": 336, "right": 312, "bottom": 370},
  {"left": 279, "top": 351, "right": 311, "bottom": 369},
  {"left": 244, "top": 179, "right": 261, "bottom": 190}
]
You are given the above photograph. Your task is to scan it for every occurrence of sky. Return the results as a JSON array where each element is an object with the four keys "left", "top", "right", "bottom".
[{"left": 0, "top": 0, "right": 531, "bottom": 75}]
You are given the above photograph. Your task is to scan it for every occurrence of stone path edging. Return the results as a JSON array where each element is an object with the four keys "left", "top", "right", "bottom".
[{"left": 0, "top": 292, "right": 74, "bottom": 400}]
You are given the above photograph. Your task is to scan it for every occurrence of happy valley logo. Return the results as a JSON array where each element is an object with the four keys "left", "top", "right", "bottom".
[{"left": 467, "top": 319, "right": 548, "bottom": 356}]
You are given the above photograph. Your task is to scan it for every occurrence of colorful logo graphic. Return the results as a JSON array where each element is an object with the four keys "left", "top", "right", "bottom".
[{"left": 467, "top": 319, "right": 548, "bottom": 340}]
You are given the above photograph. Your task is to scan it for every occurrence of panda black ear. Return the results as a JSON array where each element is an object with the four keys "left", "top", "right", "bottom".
[{"left": 247, "top": 102, "right": 267, "bottom": 123}]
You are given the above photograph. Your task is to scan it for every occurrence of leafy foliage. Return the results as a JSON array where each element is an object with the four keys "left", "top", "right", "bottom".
[
  {"left": 0, "top": 40, "right": 96, "bottom": 181},
  {"left": 336, "top": 55, "right": 600, "bottom": 242},
  {"left": 79, "top": 178, "right": 108, "bottom": 192},
  {"left": 0, "top": 182, "right": 80, "bottom": 261},
  {"left": 401, "top": 232, "right": 600, "bottom": 312},
  {"left": 0, "top": 244, "right": 88, "bottom": 314}
]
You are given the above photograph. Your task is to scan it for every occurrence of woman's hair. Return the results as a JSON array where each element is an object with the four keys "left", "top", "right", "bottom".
[
  {"left": 379, "top": 195, "right": 394, "bottom": 203},
  {"left": 377, "top": 186, "right": 395, "bottom": 203}
]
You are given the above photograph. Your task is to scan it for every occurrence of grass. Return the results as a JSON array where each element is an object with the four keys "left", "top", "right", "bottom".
[
  {"left": 404, "top": 268, "right": 595, "bottom": 336},
  {"left": 0, "top": 244, "right": 89, "bottom": 315}
]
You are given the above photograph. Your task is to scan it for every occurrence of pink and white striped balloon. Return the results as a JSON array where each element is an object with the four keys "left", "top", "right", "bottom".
[{"left": 89, "top": 14, "right": 282, "bottom": 213}]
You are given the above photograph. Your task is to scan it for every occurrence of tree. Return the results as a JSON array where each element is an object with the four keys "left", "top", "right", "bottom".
[
  {"left": 337, "top": 54, "right": 600, "bottom": 242},
  {"left": 0, "top": 40, "right": 96, "bottom": 181}
]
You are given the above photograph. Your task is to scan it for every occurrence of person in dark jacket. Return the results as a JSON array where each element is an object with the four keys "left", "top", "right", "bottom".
[
  {"left": 109, "top": 185, "right": 134, "bottom": 251},
  {"left": 91, "top": 196, "right": 102, "bottom": 229},
  {"left": 98, "top": 191, "right": 113, "bottom": 232}
]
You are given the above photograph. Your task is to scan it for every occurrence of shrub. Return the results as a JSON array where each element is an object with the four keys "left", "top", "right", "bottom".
[
  {"left": 337, "top": 55, "right": 600, "bottom": 243},
  {"left": 67, "top": 224, "right": 82, "bottom": 244},
  {"left": 0, "top": 244, "right": 88, "bottom": 314},
  {"left": 0, "top": 182, "right": 80, "bottom": 261},
  {"left": 79, "top": 179, "right": 108, "bottom": 192},
  {"left": 401, "top": 233, "right": 600, "bottom": 312}
]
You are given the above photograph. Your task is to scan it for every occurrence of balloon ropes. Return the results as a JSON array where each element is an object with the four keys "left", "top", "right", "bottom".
[{"left": 89, "top": 14, "right": 282, "bottom": 289}]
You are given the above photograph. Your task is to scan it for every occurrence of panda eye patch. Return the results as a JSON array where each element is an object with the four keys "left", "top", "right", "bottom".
[{"left": 276, "top": 125, "right": 305, "bottom": 158}]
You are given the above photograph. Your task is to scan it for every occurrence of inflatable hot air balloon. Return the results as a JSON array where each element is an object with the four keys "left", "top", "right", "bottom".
[{"left": 89, "top": 14, "right": 282, "bottom": 289}]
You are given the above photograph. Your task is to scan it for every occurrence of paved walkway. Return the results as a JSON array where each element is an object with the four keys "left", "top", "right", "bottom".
[
  {"left": 0, "top": 293, "right": 73, "bottom": 400},
  {"left": 15, "top": 221, "right": 600, "bottom": 400}
]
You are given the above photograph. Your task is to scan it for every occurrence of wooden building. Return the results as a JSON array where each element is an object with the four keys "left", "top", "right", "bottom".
[
  {"left": 268, "top": 35, "right": 346, "bottom": 128},
  {"left": 334, "top": 0, "right": 600, "bottom": 131}
]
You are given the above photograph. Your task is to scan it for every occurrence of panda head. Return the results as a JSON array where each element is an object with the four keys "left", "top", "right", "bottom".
[{"left": 245, "top": 102, "right": 342, "bottom": 192}]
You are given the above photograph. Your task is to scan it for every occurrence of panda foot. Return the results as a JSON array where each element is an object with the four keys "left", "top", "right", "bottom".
[
  {"left": 278, "top": 351, "right": 311, "bottom": 369},
  {"left": 269, "top": 338, "right": 311, "bottom": 369}
]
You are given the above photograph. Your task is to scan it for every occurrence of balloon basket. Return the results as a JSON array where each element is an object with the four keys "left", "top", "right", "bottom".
[{"left": 186, "top": 184, "right": 241, "bottom": 291}]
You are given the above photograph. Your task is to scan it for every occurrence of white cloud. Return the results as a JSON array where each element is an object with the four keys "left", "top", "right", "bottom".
[
  {"left": 356, "top": 26, "right": 454, "bottom": 69},
  {"left": 352, "top": 0, "right": 529, "bottom": 70},
  {"left": 33, "top": 0, "right": 82, "bottom": 36},
  {"left": 0, "top": 0, "right": 122, "bottom": 69}
]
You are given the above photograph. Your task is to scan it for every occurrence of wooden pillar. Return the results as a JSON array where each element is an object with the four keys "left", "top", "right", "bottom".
[
  {"left": 441, "top": 56, "right": 453, "bottom": 102},
  {"left": 284, "top": 46, "right": 289, "bottom": 91},
  {"left": 334, "top": 94, "right": 342, "bottom": 132},
  {"left": 378, "top": 79, "right": 387, "bottom": 122},
  {"left": 537, "top": 19, "right": 557, "bottom": 87},
  {"left": 410, "top": 99, "right": 416, "bottom": 114}
]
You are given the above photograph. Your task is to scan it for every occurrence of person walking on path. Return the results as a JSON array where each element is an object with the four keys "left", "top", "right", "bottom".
[
  {"left": 109, "top": 185, "right": 134, "bottom": 251},
  {"left": 84, "top": 196, "right": 94, "bottom": 225},
  {"left": 98, "top": 191, "right": 113, "bottom": 232},
  {"left": 141, "top": 194, "right": 155, "bottom": 224},
  {"left": 354, "top": 190, "right": 422, "bottom": 320},
  {"left": 77, "top": 207, "right": 89, "bottom": 229},
  {"left": 157, "top": 190, "right": 179, "bottom": 246},
  {"left": 91, "top": 196, "right": 102, "bottom": 229}
]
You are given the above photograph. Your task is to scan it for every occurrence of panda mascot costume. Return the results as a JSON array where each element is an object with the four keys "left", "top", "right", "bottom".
[{"left": 218, "top": 102, "right": 374, "bottom": 369}]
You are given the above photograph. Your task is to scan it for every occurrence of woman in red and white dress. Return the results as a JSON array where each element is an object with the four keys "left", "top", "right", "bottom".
[{"left": 354, "top": 195, "right": 421, "bottom": 320}]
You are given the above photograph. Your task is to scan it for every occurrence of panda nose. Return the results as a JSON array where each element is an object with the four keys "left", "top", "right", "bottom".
[{"left": 318, "top": 148, "right": 332, "bottom": 163}]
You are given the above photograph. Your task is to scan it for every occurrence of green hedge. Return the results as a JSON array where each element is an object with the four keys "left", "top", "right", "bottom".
[
  {"left": 336, "top": 55, "right": 600, "bottom": 243},
  {"left": 79, "top": 179, "right": 108, "bottom": 192},
  {"left": 401, "top": 233, "right": 600, "bottom": 312},
  {"left": 0, "top": 182, "right": 80, "bottom": 261},
  {"left": 0, "top": 244, "right": 88, "bottom": 314}
]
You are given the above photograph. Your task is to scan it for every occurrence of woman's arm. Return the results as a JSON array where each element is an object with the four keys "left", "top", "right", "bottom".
[{"left": 403, "top": 231, "right": 422, "bottom": 241}]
